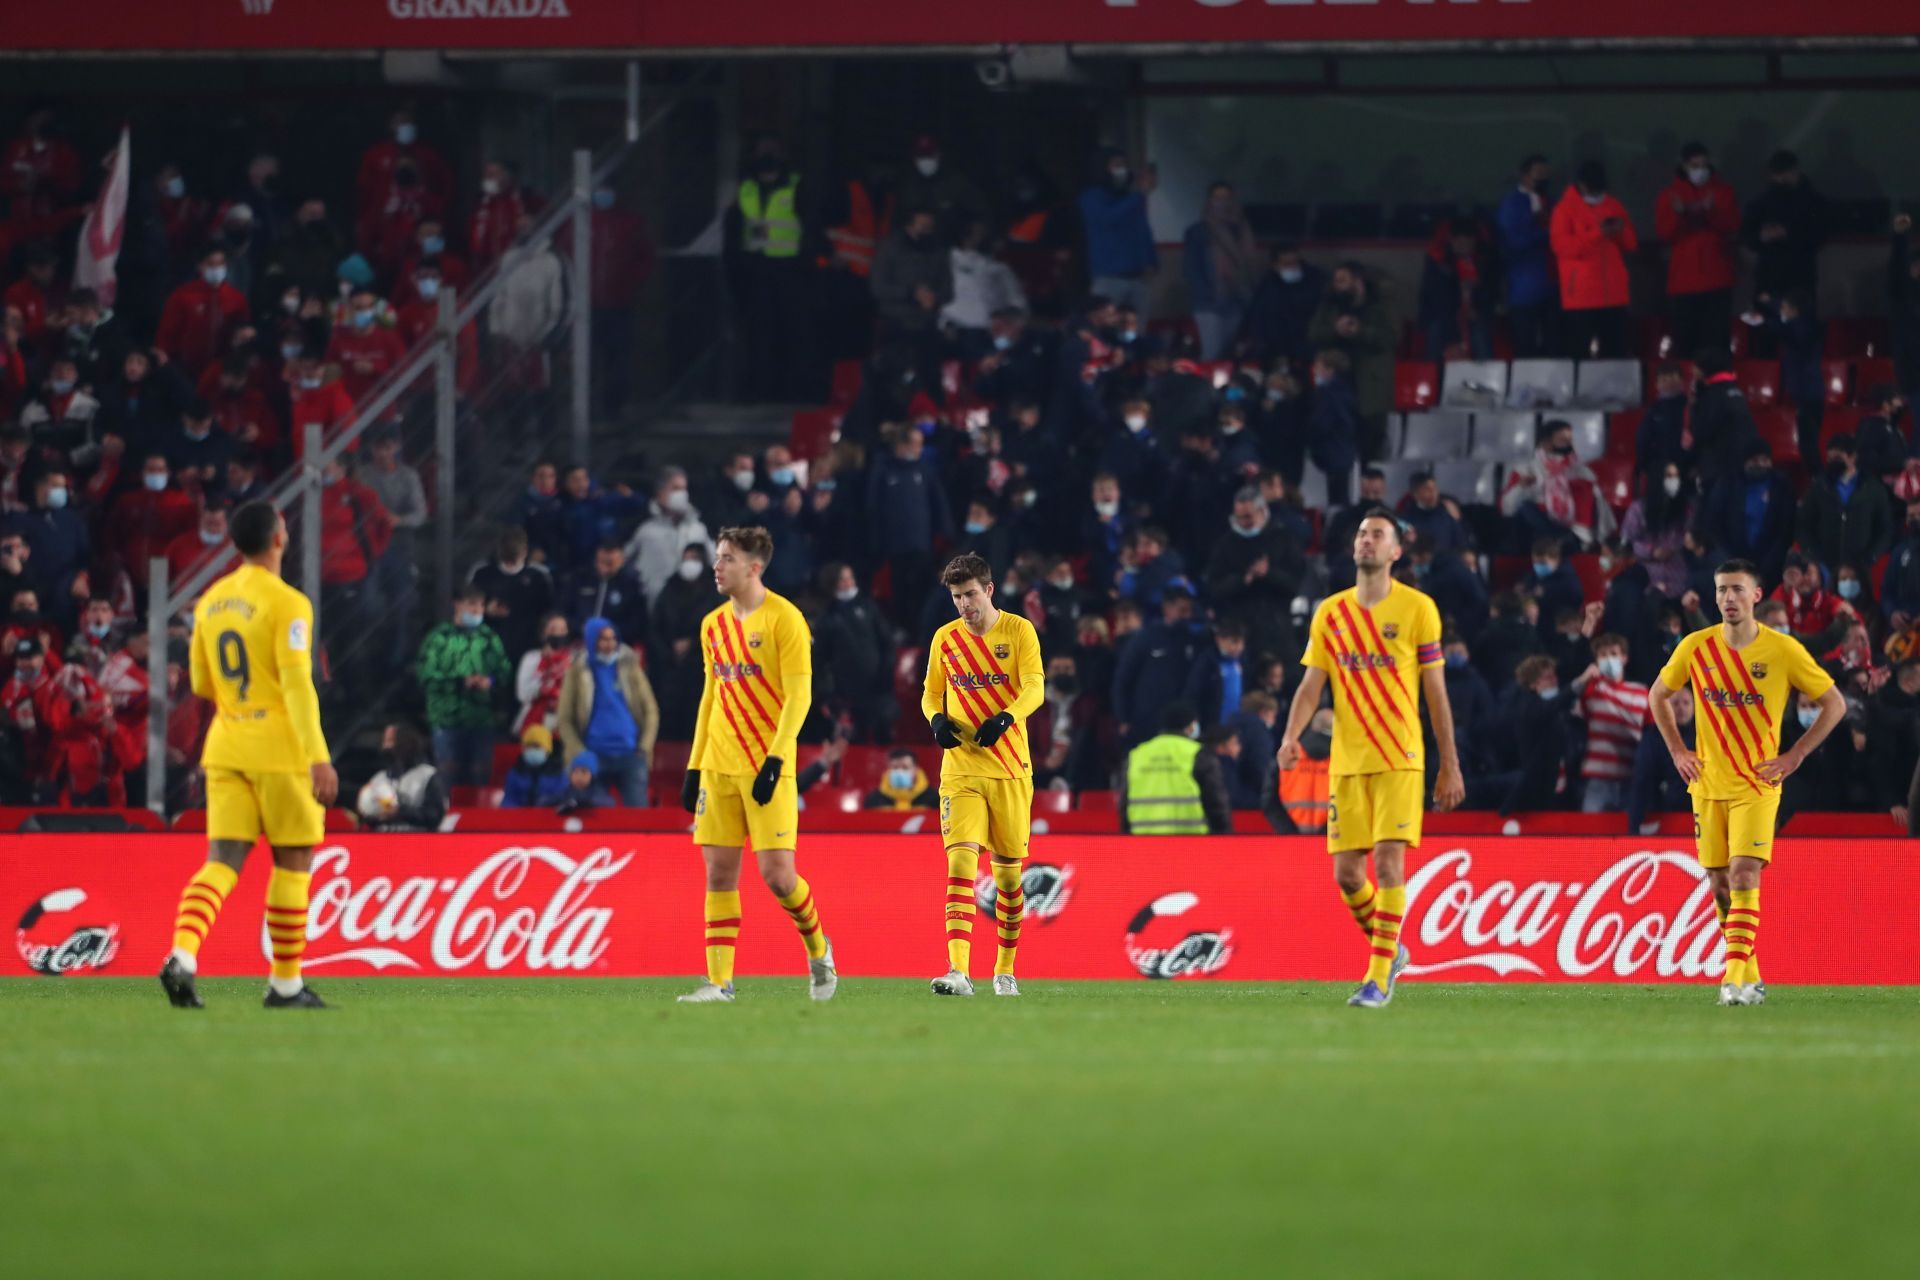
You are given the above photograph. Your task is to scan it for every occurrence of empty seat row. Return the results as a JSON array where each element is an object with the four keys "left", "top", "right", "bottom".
[{"left": 1396, "top": 409, "right": 1608, "bottom": 464}]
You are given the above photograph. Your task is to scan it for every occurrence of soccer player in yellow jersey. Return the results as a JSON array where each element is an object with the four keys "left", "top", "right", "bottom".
[
  {"left": 676, "top": 526, "right": 837, "bottom": 1004},
  {"left": 159, "top": 502, "right": 338, "bottom": 1010},
  {"left": 1278, "top": 509, "right": 1463, "bottom": 1009},
  {"left": 1648, "top": 558, "right": 1846, "bottom": 1007},
  {"left": 921, "top": 553, "right": 1044, "bottom": 997}
]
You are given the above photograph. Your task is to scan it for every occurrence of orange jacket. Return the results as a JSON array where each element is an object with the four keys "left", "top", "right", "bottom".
[
  {"left": 1550, "top": 187, "right": 1638, "bottom": 312},
  {"left": 1276, "top": 754, "right": 1330, "bottom": 833}
]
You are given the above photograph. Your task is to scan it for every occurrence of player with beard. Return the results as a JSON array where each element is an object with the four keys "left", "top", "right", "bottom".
[
  {"left": 923, "top": 553, "right": 1045, "bottom": 996},
  {"left": 1647, "top": 559, "right": 1846, "bottom": 1006},
  {"left": 1277, "top": 509, "right": 1463, "bottom": 1008},
  {"left": 677, "top": 525, "right": 837, "bottom": 1004}
]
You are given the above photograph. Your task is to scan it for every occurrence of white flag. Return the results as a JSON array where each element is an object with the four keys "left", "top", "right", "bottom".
[{"left": 74, "top": 126, "right": 131, "bottom": 307}]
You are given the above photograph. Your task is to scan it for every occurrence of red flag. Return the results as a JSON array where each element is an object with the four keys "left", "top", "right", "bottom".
[{"left": 74, "top": 126, "right": 131, "bottom": 307}]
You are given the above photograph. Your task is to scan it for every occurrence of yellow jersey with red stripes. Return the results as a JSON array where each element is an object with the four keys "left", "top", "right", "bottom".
[
  {"left": 921, "top": 610, "right": 1046, "bottom": 781},
  {"left": 1302, "top": 582, "right": 1444, "bottom": 778},
  {"left": 190, "top": 562, "right": 331, "bottom": 774},
  {"left": 1656, "top": 623, "right": 1834, "bottom": 801},
  {"left": 690, "top": 590, "right": 812, "bottom": 778}
]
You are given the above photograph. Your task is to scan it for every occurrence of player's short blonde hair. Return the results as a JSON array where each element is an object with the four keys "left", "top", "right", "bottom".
[{"left": 716, "top": 526, "right": 774, "bottom": 565}]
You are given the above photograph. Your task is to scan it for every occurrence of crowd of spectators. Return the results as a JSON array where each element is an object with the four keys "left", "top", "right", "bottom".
[{"left": 9, "top": 107, "right": 1920, "bottom": 831}]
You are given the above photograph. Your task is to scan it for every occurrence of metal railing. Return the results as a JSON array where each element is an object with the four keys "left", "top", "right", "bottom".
[{"left": 141, "top": 104, "right": 681, "bottom": 813}]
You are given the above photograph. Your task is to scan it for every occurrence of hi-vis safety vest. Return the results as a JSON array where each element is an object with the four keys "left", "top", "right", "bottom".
[
  {"left": 738, "top": 178, "right": 801, "bottom": 259},
  {"left": 1125, "top": 734, "right": 1207, "bottom": 835},
  {"left": 1277, "top": 755, "right": 1331, "bottom": 832},
  {"left": 824, "top": 181, "right": 885, "bottom": 277}
]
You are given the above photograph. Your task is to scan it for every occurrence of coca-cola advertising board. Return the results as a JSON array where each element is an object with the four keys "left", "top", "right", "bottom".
[
  {"left": 4, "top": 0, "right": 1905, "bottom": 54},
  {"left": 3, "top": 835, "right": 1908, "bottom": 983}
]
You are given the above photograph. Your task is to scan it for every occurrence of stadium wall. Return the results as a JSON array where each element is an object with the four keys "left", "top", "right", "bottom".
[{"left": 5, "top": 834, "right": 1907, "bottom": 983}]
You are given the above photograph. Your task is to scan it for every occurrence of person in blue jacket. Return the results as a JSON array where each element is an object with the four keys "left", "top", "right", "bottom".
[
  {"left": 500, "top": 724, "right": 568, "bottom": 808},
  {"left": 1078, "top": 148, "right": 1157, "bottom": 321},
  {"left": 1496, "top": 154, "right": 1558, "bottom": 357}
]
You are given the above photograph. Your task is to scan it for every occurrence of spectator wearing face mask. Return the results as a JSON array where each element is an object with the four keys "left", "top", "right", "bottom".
[
  {"left": 489, "top": 215, "right": 565, "bottom": 392},
  {"left": 1545, "top": 602, "right": 1601, "bottom": 688},
  {"left": 1619, "top": 464, "right": 1693, "bottom": 599},
  {"left": 1637, "top": 363, "right": 1694, "bottom": 482},
  {"left": 894, "top": 135, "right": 986, "bottom": 243},
  {"left": 562, "top": 539, "right": 649, "bottom": 648},
  {"left": 942, "top": 220, "right": 1027, "bottom": 359},
  {"left": 623, "top": 466, "right": 713, "bottom": 606},
  {"left": 468, "top": 524, "right": 553, "bottom": 665},
  {"left": 156, "top": 246, "right": 250, "bottom": 380},
  {"left": 1079, "top": 148, "right": 1160, "bottom": 320},
  {"left": 469, "top": 160, "right": 535, "bottom": 271},
  {"left": 1501, "top": 655, "right": 1572, "bottom": 814},
  {"left": 1182, "top": 182, "right": 1260, "bottom": 360},
  {"left": 107, "top": 451, "right": 197, "bottom": 582},
  {"left": 285, "top": 353, "right": 356, "bottom": 461},
  {"left": 500, "top": 723, "right": 568, "bottom": 809},
  {"left": 555, "top": 616, "right": 658, "bottom": 807},
  {"left": 812, "top": 562, "right": 896, "bottom": 743},
  {"left": 358, "top": 721, "right": 448, "bottom": 832},
  {"left": 18, "top": 356, "right": 99, "bottom": 460},
  {"left": 262, "top": 199, "right": 349, "bottom": 312},
  {"left": 1307, "top": 263, "right": 1395, "bottom": 463},
  {"left": 4, "top": 106, "right": 82, "bottom": 222},
  {"left": 1743, "top": 149, "right": 1827, "bottom": 312},
  {"left": 205, "top": 350, "right": 283, "bottom": 457},
  {"left": 1551, "top": 161, "right": 1637, "bottom": 359},
  {"left": 1, "top": 635, "right": 57, "bottom": 801},
  {"left": 1698, "top": 441, "right": 1794, "bottom": 584},
  {"left": 515, "top": 613, "right": 575, "bottom": 735},
  {"left": 1183, "top": 619, "right": 1247, "bottom": 731},
  {"left": 356, "top": 108, "right": 453, "bottom": 258},
  {"left": 1433, "top": 633, "right": 1497, "bottom": 782},
  {"left": 416, "top": 587, "right": 512, "bottom": 788},
  {"left": 162, "top": 400, "right": 234, "bottom": 501},
  {"left": 1112, "top": 587, "right": 1202, "bottom": 749},
  {"left": 326, "top": 287, "right": 408, "bottom": 403},
  {"left": 1496, "top": 155, "right": 1559, "bottom": 358},
  {"left": 1851, "top": 385, "right": 1910, "bottom": 484},
  {"left": 163, "top": 501, "right": 237, "bottom": 584},
  {"left": 1268, "top": 705, "right": 1334, "bottom": 835},
  {"left": 1239, "top": 243, "right": 1326, "bottom": 370},
  {"left": 1397, "top": 471, "right": 1469, "bottom": 555},
  {"left": 1655, "top": 143, "right": 1741, "bottom": 360},
  {"left": 3, "top": 470, "right": 87, "bottom": 612},
  {"left": 1519, "top": 539, "right": 1586, "bottom": 642},
  {"left": 4, "top": 242, "right": 63, "bottom": 345},
  {"left": 519, "top": 462, "right": 565, "bottom": 567},
  {"left": 1689, "top": 346, "right": 1761, "bottom": 491},
  {"left": 861, "top": 747, "right": 936, "bottom": 810},
  {"left": 1502, "top": 418, "right": 1615, "bottom": 550},
  {"left": 556, "top": 467, "right": 646, "bottom": 572},
  {"left": 1570, "top": 631, "right": 1648, "bottom": 813},
  {"left": 1798, "top": 434, "right": 1894, "bottom": 579},
  {"left": 392, "top": 217, "right": 470, "bottom": 309}
]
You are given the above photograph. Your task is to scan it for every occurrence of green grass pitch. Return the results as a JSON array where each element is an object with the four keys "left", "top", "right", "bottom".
[{"left": 2, "top": 978, "right": 1910, "bottom": 1278}]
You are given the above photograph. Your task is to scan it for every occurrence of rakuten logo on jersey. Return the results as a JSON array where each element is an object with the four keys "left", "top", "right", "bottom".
[
  {"left": 1402, "top": 849, "right": 1724, "bottom": 980},
  {"left": 301, "top": 844, "right": 632, "bottom": 973}
]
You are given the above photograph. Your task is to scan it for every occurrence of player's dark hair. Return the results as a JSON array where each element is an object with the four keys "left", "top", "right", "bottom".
[
  {"left": 1357, "top": 505, "right": 1402, "bottom": 544},
  {"left": 1715, "top": 558, "right": 1764, "bottom": 587},
  {"left": 940, "top": 552, "right": 993, "bottom": 588},
  {"left": 717, "top": 525, "right": 774, "bottom": 566},
  {"left": 1213, "top": 619, "right": 1246, "bottom": 642},
  {"left": 230, "top": 501, "right": 279, "bottom": 556}
]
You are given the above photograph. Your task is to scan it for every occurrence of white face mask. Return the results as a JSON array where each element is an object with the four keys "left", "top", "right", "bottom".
[
  {"left": 199, "top": 528, "right": 223, "bottom": 546},
  {"left": 1094, "top": 499, "right": 1120, "bottom": 519},
  {"left": 163, "top": 176, "right": 185, "bottom": 199},
  {"left": 1221, "top": 421, "right": 1244, "bottom": 436},
  {"left": 299, "top": 376, "right": 322, "bottom": 391},
  {"left": 482, "top": 177, "right": 501, "bottom": 197},
  {"left": 47, "top": 486, "right": 69, "bottom": 509},
  {"left": 914, "top": 157, "right": 939, "bottom": 177},
  {"left": 1598, "top": 656, "right": 1625, "bottom": 681},
  {"left": 203, "top": 266, "right": 227, "bottom": 286},
  {"left": 835, "top": 586, "right": 859, "bottom": 604},
  {"left": 1123, "top": 414, "right": 1149, "bottom": 433},
  {"left": 1686, "top": 165, "right": 1710, "bottom": 186},
  {"left": 676, "top": 559, "right": 704, "bottom": 582},
  {"left": 144, "top": 472, "right": 168, "bottom": 493},
  {"left": 1663, "top": 475, "right": 1682, "bottom": 498},
  {"left": 663, "top": 489, "right": 691, "bottom": 514},
  {"left": 1279, "top": 266, "right": 1303, "bottom": 284},
  {"left": 731, "top": 470, "right": 755, "bottom": 492},
  {"left": 416, "top": 278, "right": 440, "bottom": 300},
  {"left": 1582, "top": 192, "right": 1605, "bottom": 207},
  {"left": 395, "top": 123, "right": 418, "bottom": 146}
]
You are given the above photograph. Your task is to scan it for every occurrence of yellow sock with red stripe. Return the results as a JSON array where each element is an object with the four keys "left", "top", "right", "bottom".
[
  {"left": 1365, "top": 884, "right": 1406, "bottom": 988},
  {"left": 778, "top": 876, "right": 828, "bottom": 961},
  {"left": 1342, "top": 881, "right": 1379, "bottom": 938},
  {"left": 945, "top": 846, "right": 978, "bottom": 974},
  {"left": 1715, "top": 900, "right": 1762, "bottom": 985},
  {"left": 265, "top": 867, "right": 311, "bottom": 994},
  {"left": 704, "top": 890, "right": 741, "bottom": 988},
  {"left": 1724, "top": 888, "right": 1760, "bottom": 987},
  {"left": 170, "top": 861, "right": 240, "bottom": 969},
  {"left": 992, "top": 857, "right": 1024, "bottom": 977}
]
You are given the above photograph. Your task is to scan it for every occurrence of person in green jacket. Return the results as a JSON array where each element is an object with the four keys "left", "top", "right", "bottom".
[
  {"left": 1308, "top": 262, "right": 1396, "bottom": 465},
  {"left": 415, "top": 584, "right": 512, "bottom": 789}
]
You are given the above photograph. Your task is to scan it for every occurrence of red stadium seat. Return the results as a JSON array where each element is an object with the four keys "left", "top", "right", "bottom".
[
  {"left": 789, "top": 407, "right": 844, "bottom": 461},
  {"left": 1569, "top": 554, "right": 1610, "bottom": 603},
  {"left": 1605, "top": 410, "right": 1642, "bottom": 461},
  {"left": 1078, "top": 790, "right": 1117, "bottom": 811},
  {"left": 1821, "top": 359, "right": 1853, "bottom": 406},
  {"left": 1033, "top": 789, "right": 1072, "bottom": 816},
  {"left": 1588, "top": 455, "right": 1635, "bottom": 514},
  {"left": 1395, "top": 361, "right": 1439, "bottom": 410},
  {"left": 893, "top": 645, "right": 922, "bottom": 715},
  {"left": 1854, "top": 357, "right": 1897, "bottom": 402},
  {"left": 830, "top": 359, "right": 863, "bottom": 405},
  {"left": 807, "top": 787, "right": 863, "bottom": 814},
  {"left": 1751, "top": 406, "right": 1802, "bottom": 469},
  {"left": 1824, "top": 317, "right": 1889, "bottom": 359},
  {"left": 1819, "top": 405, "right": 1865, "bottom": 456},
  {"left": 490, "top": 741, "right": 519, "bottom": 786},
  {"left": 1737, "top": 359, "right": 1781, "bottom": 408}
]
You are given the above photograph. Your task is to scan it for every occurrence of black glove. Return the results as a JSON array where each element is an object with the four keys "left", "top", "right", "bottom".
[
  {"left": 752, "top": 756, "right": 783, "bottom": 805},
  {"left": 974, "top": 712, "right": 1015, "bottom": 749},
  {"left": 930, "top": 713, "right": 963, "bottom": 750},
  {"left": 680, "top": 768, "right": 701, "bottom": 814}
]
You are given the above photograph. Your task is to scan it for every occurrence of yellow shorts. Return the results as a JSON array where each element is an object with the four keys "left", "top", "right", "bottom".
[
  {"left": 1327, "top": 770, "right": 1424, "bottom": 854},
  {"left": 939, "top": 774, "right": 1034, "bottom": 861},
  {"left": 206, "top": 766, "right": 326, "bottom": 848},
  {"left": 693, "top": 770, "right": 800, "bottom": 851},
  {"left": 1692, "top": 792, "right": 1780, "bottom": 868}
]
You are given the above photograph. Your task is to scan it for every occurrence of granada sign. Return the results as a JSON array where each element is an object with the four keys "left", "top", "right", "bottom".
[
  {"left": 3, "top": 0, "right": 1901, "bottom": 53},
  {"left": 2, "top": 834, "right": 1902, "bottom": 983}
]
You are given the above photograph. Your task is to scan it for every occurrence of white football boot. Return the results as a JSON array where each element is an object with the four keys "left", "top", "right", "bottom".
[
  {"left": 676, "top": 982, "right": 736, "bottom": 1004},
  {"left": 809, "top": 940, "right": 838, "bottom": 1002},
  {"left": 930, "top": 969, "right": 975, "bottom": 996},
  {"left": 992, "top": 975, "right": 1020, "bottom": 997}
]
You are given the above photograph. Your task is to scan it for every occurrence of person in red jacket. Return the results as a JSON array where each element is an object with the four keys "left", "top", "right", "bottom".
[
  {"left": 3, "top": 106, "right": 83, "bottom": 222},
  {"left": 287, "top": 353, "right": 357, "bottom": 460},
  {"left": 391, "top": 216, "right": 470, "bottom": 308},
  {"left": 39, "top": 656, "right": 119, "bottom": 803},
  {"left": 156, "top": 246, "right": 250, "bottom": 380},
  {"left": 1551, "top": 161, "right": 1639, "bottom": 360},
  {"left": 207, "top": 351, "right": 283, "bottom": 454},
  {"left": 355, "top": 107, "right": 454, "bottom": 249},
  {"left": 326, "top": 287, "right": 410, "bottom": 403},
  {"left": 153, "top": 163, "right": 211, "bottom": 275},
  {"left": 395, "top": 260, "right": 480, "bottom": 397},
  {"left": 1654, "top": 142, "right": 1741, "bottom": 362},
  {"left": 2, "top": 242, "right": 61, "bottom": 345},
  {"left": 584, "top": 187, "right": 655, "bottom": 413},
  {"left": 107, "top": 450, "right": 199, "bottom": 579},
  {"left": 163, "top": 501, "right": 238, "bottom": 585},
  {"left": 317, "top": 453, "right": 393, "bottom": 699},
  {"left": 2, "top": 635, "right": 57, "bottom": 800},
  {"left": 468, "top": 161, "right": 534, "bottom": 271}
]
